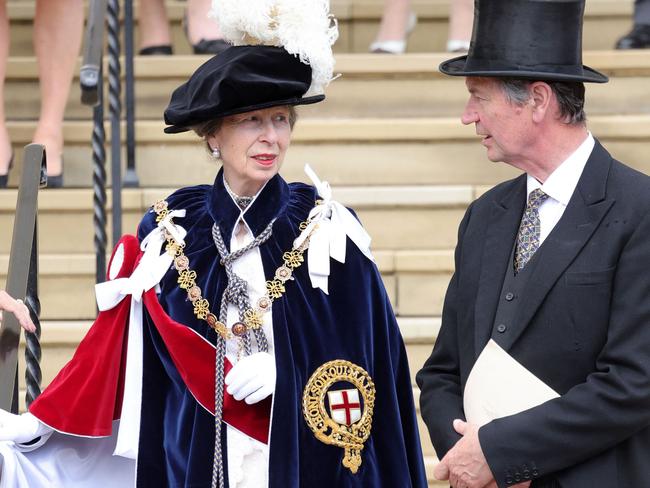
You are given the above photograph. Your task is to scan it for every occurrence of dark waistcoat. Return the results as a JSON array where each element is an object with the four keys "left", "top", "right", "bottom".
[
  {"left": 490, "top": 243, "right": 537, "bottom": 344},
  {"left": 491, "top": 244, "right": 561, "bottom": 488}
]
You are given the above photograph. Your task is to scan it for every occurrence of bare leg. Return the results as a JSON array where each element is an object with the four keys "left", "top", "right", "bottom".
[
  {"left": 138, "top": 0, "right": 172, "bottom": 51},
  {"left": 0, "top": 0, "right": 11, "bottom": 174},
  {"left": 374, "top": 0, "right": 411, "bottom": 42},
  {"left": 187, "top": 0, "right": 222, "bottom": 43},
  {"left": 32, "top": 0, "right": 84, "bottom": 176},
  {"left": 447, "top": 0, "right": 473, "bottom": 52}
]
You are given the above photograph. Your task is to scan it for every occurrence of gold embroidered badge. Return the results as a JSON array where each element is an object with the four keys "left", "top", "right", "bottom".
[{"left": 302, "top": 360, "right": 375, "bottom": 474}]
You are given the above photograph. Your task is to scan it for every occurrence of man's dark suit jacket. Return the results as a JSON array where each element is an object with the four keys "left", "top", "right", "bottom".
[{"left": 416, "top": 140, "right": 650, "bottom": 487}]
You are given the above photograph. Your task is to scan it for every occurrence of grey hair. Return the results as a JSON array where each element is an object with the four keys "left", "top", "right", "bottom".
[{"left": 497, "top": 78, "right": 586, "bottom": 125}]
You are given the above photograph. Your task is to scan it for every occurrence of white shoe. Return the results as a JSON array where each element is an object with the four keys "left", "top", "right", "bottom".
[
  {"left": 369, "top": 39, "right": 407, "bottom": 54},
  {"left": 446, "top": 39, "right": 470, "bottom": 53},
  {"left": 370, "top": 12, "right": 417, "bottom": 54}
]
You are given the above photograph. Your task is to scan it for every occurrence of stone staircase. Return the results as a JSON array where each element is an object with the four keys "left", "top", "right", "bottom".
[
  {"left": 6, "top": 0, "right": 636, "bottom": 55},
  {"left": 2, "top": 0, "right": 648, "bottom": 486}
]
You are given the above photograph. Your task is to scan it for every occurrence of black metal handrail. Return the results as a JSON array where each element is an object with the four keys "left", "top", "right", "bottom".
[
  {"left": 0, "top": 144, "right": 46, "bottom": 412},
  {"left": 123, "top": 0, "right": 139, "bottom": 188},
  {"left": 81, "top": 0, "right": 137, "bottom": 284},
  {"left": 107, "top": 0, "right": 123, "bottom": 247},
  {"left": 81, "top": 0, "right": 108, "bottom": 284}
]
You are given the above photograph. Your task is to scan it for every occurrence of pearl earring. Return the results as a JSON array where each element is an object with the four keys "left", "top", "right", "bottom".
[{"left": 212, "top": 147, "right": 221, "bottom": 159}]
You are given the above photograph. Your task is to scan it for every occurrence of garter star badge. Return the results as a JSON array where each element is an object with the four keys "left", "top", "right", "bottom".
[{"left": 302, "top": 360, "right": 375, "bottom": 473}]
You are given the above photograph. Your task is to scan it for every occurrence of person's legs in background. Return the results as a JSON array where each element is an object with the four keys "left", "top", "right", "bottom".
[
  {"left": 32, "top": 0, "right": 84, "bottom": 184},
  {"left": 370, "top": 0, "right": 413, "bottom": 54},
  {"left": 616, "top": 0, "right": 650, "bottom": 49},
  {"left": 139, "top": 0, "right": 173, "bottom": 55},
  {"left": 447, "top": 0, "right": 473, "bottom": 52},
  {"left": 0, "top": 0, "right": 12, "bottom": 184},
  {"left": 186, "top": 0, "right": 228, "bottom": 54},
  {"left": 370, "top": 0, "right": 473, "bottom": 54}
]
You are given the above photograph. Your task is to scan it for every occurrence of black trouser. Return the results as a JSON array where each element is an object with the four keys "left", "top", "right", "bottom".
[
  {"left": 531, "top": 477, "right": 561, "bottom": 488},
  {"left": 636, "top": 0, "right": 650, "bottom": 25}
]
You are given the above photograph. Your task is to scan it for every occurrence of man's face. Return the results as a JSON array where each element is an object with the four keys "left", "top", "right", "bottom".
[{"left": 461, "top": 77, "right": 533, "bottom": 165}]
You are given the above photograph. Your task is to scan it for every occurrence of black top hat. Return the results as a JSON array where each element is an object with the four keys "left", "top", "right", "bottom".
[
  {"left": 440, "top": 0, "right": 608, "bottom": 83},
  {"left": 164, "top": 45, "right": 324, "bottom": 134}
]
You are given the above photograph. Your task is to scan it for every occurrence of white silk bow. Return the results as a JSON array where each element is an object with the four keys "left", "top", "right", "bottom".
[
  {"left": 95, "top": 210, "right": 187, "bottom": 311},
  {"left": 294, "top": 165, "right": 374, "bottom": 294},
  {"left": 93, "top": 209, "right": 187, "bottom": 459}
]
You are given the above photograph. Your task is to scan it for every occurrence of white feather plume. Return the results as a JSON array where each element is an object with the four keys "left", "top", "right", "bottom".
[{"left": 210, "top": 0, "right": 338, "bottom": 96}]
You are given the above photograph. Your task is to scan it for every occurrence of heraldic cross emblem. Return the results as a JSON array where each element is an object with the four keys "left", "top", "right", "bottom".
[{"left": 328, "top": 389, "right": 362, "bottom": 426}]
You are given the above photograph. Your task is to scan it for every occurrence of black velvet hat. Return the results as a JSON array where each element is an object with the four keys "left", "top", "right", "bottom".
[
  {"left": 440, "top": 0, "right": 608, "bottom": 83},
  {"left": 164, "top": 45, "right": 325, "bottom": 134}
]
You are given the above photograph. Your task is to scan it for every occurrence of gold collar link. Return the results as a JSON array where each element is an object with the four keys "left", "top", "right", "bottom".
[{"left": 152, "top": 199, "right": 318, "bottom": 340}]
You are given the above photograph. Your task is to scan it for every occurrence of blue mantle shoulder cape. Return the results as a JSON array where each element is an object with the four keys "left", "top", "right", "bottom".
[{"left": 135, "top": 170, "right": 427, "bottom": 487}]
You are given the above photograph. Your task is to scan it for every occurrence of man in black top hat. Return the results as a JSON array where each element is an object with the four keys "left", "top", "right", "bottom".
[{"left": 417, "top": 1, "right": 650, "bottom": 487}]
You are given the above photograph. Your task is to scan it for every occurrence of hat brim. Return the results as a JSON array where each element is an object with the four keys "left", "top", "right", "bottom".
[
  {"left": 164, "top": 94, "right": 325, "bottom": 134},
  {"left": 439, "top": 55, "right": 609, "bottom": 84}
]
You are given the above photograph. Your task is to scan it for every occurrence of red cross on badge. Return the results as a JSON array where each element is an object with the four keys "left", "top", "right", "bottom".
[{"left": 327, "top": 388, "right": 362, "bottom": 426}]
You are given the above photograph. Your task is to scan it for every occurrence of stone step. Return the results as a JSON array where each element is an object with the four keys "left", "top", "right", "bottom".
[
  {"left": 2, "top": 115, "right": 649, "bottom": 188},
  {"left": 0, "top": 246, "right": 453, "bottom": 319},
  {"left": 5, "top": 52, "right": 650, "bottom": 120},
  {"left": 0, "top": 182, "right": 471, "bottom": 245},
  {"left": 6, "top": 0, "right": 635, "bottom": 55}
]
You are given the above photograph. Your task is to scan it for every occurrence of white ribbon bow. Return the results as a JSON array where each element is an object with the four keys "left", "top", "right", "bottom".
[
  {"left": 294, "top": 165, "right": 374, "bottom": 294},
  {"left": 93, "top": 209, "right": 187, "bottom": 460},
  {"left": 95, "top": 210, "right": 187, "bottom": 311}
]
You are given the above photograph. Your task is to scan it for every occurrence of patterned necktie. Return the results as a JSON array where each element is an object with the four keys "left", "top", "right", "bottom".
[{"left": 514, "top": 188, "right": 549, "bottom": 273}]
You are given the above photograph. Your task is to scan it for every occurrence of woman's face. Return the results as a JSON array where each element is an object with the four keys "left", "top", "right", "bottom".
[{"left": 207, "top": 106, "right": 292, "bottom": 196}]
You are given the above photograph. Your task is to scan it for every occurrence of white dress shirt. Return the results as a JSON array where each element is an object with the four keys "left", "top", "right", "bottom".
[{"left": 526, "top": 133, "right": 595, "bottom": 244}]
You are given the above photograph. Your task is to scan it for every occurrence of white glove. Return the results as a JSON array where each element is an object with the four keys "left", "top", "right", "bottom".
[
  {"left": 0, "top": 410, "right": 52, "bottom": 444},
  {"left": 225, "top": 352, "right": 276, "bottom": 405}
]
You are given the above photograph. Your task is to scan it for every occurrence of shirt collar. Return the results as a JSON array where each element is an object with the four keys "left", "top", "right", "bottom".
[
  {"left": 526, "top": 132, "right": 594, "bottom": 206},
  {"left": 207, "top": 168, "right": 290, "bottom": 245}
]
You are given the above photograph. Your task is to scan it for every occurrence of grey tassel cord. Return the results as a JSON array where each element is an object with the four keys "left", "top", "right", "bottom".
[
  {"left": 211, "top": 220, "right": 275, "bottom": 354},
  {"left": 211, "top": 337, "right": 226, "bottom": 488},
  {"left": 209, "top": 218, "right": 275, "bottom": 488}
]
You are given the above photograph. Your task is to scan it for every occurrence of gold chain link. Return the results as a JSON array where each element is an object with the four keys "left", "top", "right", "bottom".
[{"left": 152, "top": 199, "right": 318, "bottom": 340}]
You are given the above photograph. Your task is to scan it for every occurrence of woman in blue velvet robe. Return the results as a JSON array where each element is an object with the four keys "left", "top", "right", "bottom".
[
  {"left": 132, "top": 43, "right": 427, "bottom": 487},
  {"left": 134, "top": 169, "right": 427, "bottom": 487}
]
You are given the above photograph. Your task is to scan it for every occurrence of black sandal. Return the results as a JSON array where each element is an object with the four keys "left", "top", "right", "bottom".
[
  {"left": 139, "top": 45, "right": 173, "bottom": 56},
  {"left": 46, "top": 156, "right": 64, "bottom": 189},
  {"left": 182, "top": 11, "right": 230, "bottom": 55},
  {"left": 0, "top": 152, "right": 14, "bottom": 189}
]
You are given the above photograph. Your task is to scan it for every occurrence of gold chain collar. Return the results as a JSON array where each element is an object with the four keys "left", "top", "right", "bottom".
[{"left": 152, "top": 199, "right": 318, "bottom": 340}]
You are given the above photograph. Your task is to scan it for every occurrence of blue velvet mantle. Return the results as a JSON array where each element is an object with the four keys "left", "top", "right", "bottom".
[{"left": 135, "top": 170, "right": 427, "bottom": 487}]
